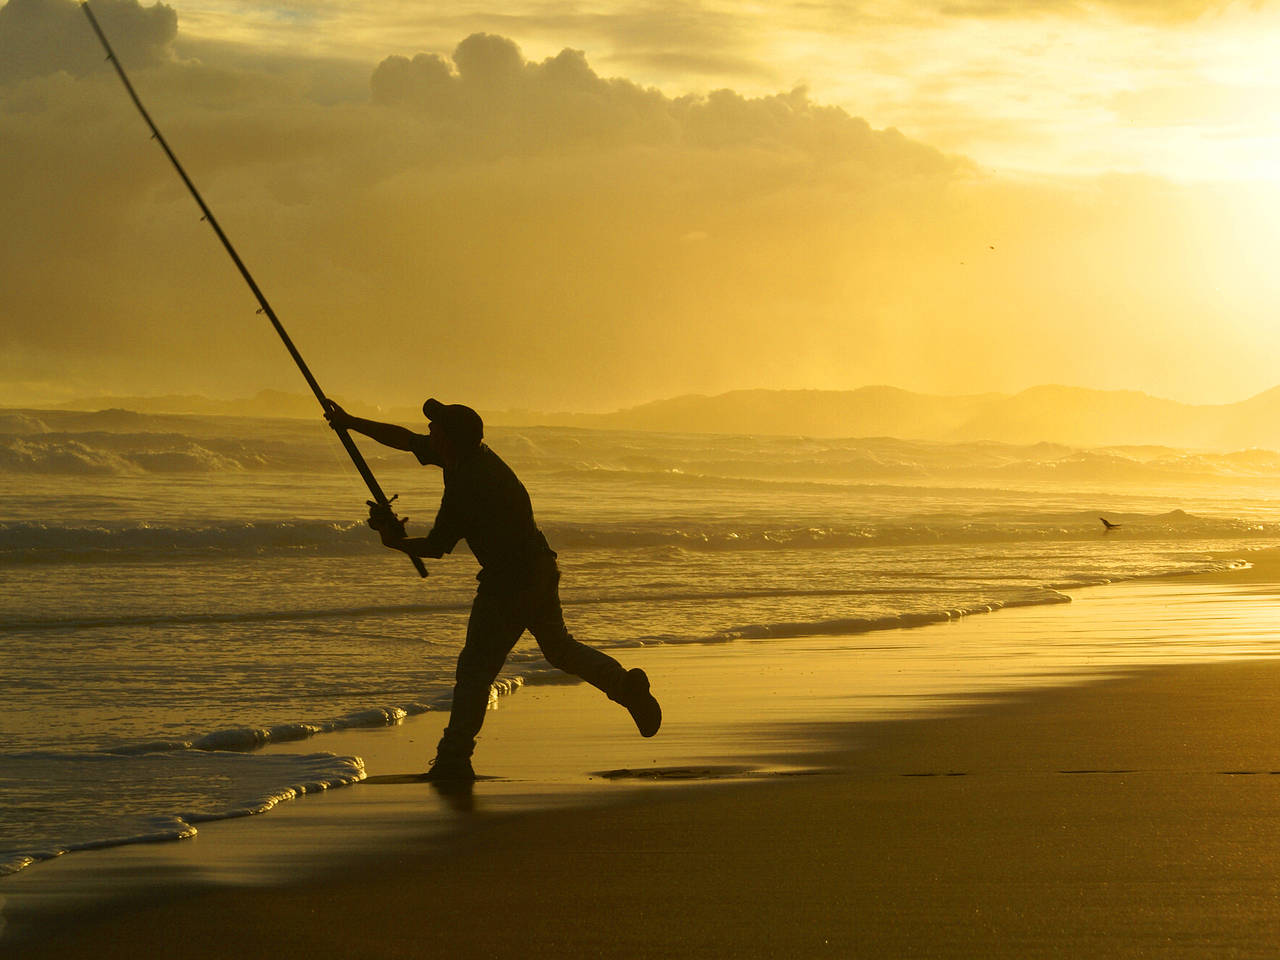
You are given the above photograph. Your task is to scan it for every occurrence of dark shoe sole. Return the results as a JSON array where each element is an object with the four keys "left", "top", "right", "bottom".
[
  {"left": 423, "top": 760, "right": 476, "bottom": 783},
  {"left": 624, "top": 668, "right": 662, "bottom": 738}
]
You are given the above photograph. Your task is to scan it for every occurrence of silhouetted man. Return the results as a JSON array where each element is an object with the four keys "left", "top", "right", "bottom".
[{"left": 325, "top": 398, "right": 661, "bottom": 782}]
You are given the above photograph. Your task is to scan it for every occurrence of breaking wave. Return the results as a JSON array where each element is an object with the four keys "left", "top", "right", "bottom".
[
  {"left": 0, "top": 519, "right": 376, "bottom": 562},
  {"left": 0, "top": 681, "right": 537, "bottom": 878},
  {"left": 3, "top": 510, "right": 1275, "bottom": 564},
  {"left": 0, "top": 550, "right": 1248, "bottom": 878},
  {"left": 0, "top": 750, "right": 365, "bottom": 878},
  {"left": 8, "top": 413, "right": 1280, "bottom": 486},
  {"left": 0, "top": 433, "right": 339, "bottom": 475},
  {"left": 702, "top": 591, "right": 1072, "bottom": 641}
]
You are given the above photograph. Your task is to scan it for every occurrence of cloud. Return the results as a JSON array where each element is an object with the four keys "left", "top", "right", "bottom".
[
  {"left": 2, "top": 17, "right": 1278, "bottom": 411},
  {"left": 931, "top": 0, "right": 1248, "bottom": 22},
  {"left": 512, "top": 2, "right": 776, "bottom": 81},
  {"left": 0, "top": 0, "right": 177, "bottom": 83},
  {"left": 0, "top": 25, "right": 966, "bottom": 409},
  {"left": 369, "top": 34, "right": 954, "bottom": 174},
  {"left": 607, "top": 49, "right": 775, "bottom": 81}
]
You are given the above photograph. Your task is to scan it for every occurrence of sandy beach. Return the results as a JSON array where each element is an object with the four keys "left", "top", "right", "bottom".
[{"left": 6, "top": 558, "right": 1280, "bottom": 958}]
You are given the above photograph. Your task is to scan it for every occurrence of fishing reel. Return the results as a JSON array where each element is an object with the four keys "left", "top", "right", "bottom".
[
  {"left": 366, "top": 493, "right": 409, "bottom": 540},
  {"left": 367, "top": 494, "right": 430, "bottom": 579}
]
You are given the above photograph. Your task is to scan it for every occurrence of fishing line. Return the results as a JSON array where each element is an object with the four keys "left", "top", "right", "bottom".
[{"left": 80, "top": 2, "right": 426, "bottom": 578}]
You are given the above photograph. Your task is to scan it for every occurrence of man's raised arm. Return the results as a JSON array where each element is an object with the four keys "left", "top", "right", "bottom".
[{"left": 324, "top": 400, "right": 422, "bottom": 452}]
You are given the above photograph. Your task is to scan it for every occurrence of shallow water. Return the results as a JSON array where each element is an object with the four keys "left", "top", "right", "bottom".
[{"left": 3, "top": 411, "right": 1280, "bottom": 876}]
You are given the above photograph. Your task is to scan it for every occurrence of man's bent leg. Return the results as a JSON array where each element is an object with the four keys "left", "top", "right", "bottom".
[
  {"left": 525, "top": 564, "right": 628, "bottom": 697},
  {"left": 526, "top": 561, "right": 661, "bottom": 736},
  {"left": 434, "top": 588, "right": 525, "bottom": 766}
]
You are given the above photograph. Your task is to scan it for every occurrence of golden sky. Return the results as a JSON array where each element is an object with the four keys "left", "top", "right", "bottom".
[{"left": 2, "top": 0, "right": 1278, "bottom": 411}]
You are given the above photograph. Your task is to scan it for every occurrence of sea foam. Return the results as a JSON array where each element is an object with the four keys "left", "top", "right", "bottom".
[
  {"left": 2, "top": 510, "right": 1275, "bottom": 565},
  {"left": 0, "top": 750, "right": 365, "bottom": 877}
]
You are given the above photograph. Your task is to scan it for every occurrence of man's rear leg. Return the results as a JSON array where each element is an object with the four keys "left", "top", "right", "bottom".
[{"left": 534, "top": 625, "right": 662, "bottom": 738}]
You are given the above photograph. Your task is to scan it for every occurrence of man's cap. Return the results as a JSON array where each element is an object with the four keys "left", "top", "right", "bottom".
[{"left": 422, "top": 398, "right": 484, "bottom": 449}]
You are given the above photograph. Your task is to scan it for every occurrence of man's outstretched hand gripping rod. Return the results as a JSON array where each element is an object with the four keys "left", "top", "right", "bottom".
[{"left": 81, "top": 2, "right": 427, "bottom": 578}]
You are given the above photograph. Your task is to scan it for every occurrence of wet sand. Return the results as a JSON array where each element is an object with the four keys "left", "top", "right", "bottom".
[{"left": 7, "top": 558, "right": 1280, "bottom": 957}]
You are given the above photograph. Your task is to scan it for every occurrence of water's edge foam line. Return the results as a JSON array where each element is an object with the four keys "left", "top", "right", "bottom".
[{"left": 0, "top": 557, "right": 1248, "bottom": 881}]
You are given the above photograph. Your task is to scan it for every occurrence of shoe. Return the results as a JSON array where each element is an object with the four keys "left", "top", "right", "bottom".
[
  {"left": 621, "top": 668, "right": 661, "bottom": 738},
  {"left": 423, "top": 755, "right": 476, "bottom": 782}
]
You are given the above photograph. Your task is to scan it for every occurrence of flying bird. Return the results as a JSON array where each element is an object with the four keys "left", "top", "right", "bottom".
[{"left": 1099, "top": 517, "right": 1121, "bottom": 531}]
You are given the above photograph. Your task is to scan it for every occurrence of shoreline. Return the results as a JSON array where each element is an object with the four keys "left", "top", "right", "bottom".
[{"left": 6, "top": 559, "right": 1280, "bottom": 954}]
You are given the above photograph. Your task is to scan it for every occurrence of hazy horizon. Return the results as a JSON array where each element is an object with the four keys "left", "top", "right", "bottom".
[
  {"left": 13, "top": 379, "right": 1280, "bottom": 452},
  {"left": 14, "top": 377, "right": 1280, "bottom": 412}
]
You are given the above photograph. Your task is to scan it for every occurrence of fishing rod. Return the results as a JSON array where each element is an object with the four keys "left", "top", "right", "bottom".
[{"left": 80, "top": 2, "right": 427, "bottom": 578}]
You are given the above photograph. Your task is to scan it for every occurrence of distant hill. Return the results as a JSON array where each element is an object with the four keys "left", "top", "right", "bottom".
[
  {"left": 486, "top": 385, "right": 1280, "bottom": 450},
  {"left": 948, "top": 386, "right": 1211, "bottom": 448},
  {"left": 46, "top": 384, "right": 1280, "bottom": 450},
  {"left": 56, "top": 390, "right": 338, "bottom": 420},
  {"left": 569, "top": 387, "right": 1005, "bottom": 439}
]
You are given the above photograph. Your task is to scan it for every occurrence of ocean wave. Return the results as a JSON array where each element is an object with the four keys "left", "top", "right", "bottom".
[
  {"left": 546, "top": 511, "right": 1279, "bottom": 551},
  {"left": 0, "top": 750, "right": 365, "bottom": 877},
  {"left": 700, "top": 589, "right": 1072, "bottom": 641},
  {"left": 0, "top": 555, "right": 1242, "bottom": 878},
  {"left": 0, "top": 675, "right": 545, "bottom": 877},
  {"left": 0, "top": 429, "right": 355, "bottom": 476},
  {"left": 3, "top": 510, "right": 1275, "bottom": 566},
  {"left": 0, "top": 413, "right": 52, "bottom": 435},
  {"left": 9, "top": 416, "right": 1280, "bottom": 484},
  {"left": 2, "top": 599, "right": 470, "bottom": 632},
  {"left": 0, "top": 518, "right": 380, "bottom": 563},
  {"left": 0, "top": 583, "right": 1099, "bottom": 633},
  {"left": 105, "top": 701, "right": 445, "bottom": 755},
  {"left": 13, "top": 581, "right": 1087, "bottom": 752},
  {"left": 93, "top": 671, "right": 530, "bottom": 756}
]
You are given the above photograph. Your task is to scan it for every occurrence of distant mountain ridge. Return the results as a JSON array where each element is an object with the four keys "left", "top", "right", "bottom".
[
  {"left": 495, "top": 385, "right": 1280, "bottom": 451},
  {"left": 57, "top": 390, "right": 339, "bottom": 420},
  {"left": 47, "top": 384, "right": 1280, "bottom": 451}
]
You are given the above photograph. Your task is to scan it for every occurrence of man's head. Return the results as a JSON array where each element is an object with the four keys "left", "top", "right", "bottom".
[{"left": 422, "top": 398, "right": 484, "bottom": 455}]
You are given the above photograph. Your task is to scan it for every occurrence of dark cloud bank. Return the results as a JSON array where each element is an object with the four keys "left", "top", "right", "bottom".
[{"left": 0, "top": 0, "right": 175, "bottom": 82}]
